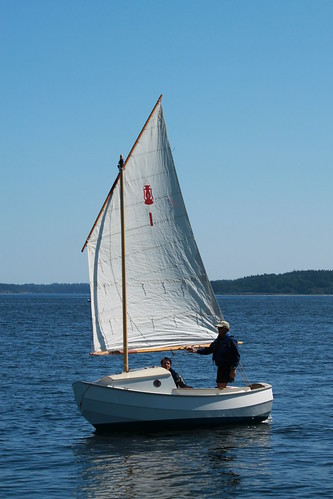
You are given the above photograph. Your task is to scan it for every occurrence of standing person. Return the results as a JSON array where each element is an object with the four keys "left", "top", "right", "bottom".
[
  {"left": 160, "top": 357, "right": 189, "bottom": 388},
  {"left": 187, "top": 321, "right": 240, "bottom": 389}
]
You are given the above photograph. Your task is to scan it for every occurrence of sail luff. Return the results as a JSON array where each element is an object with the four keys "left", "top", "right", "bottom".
[
  {"left": 81, "top": 174, "right": 120, "bottom": 253},
  {"left": 82, "top": 94, "right": 163, "bottom": 253}
]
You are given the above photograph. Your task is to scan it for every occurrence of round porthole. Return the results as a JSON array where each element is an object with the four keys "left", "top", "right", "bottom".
[{"left": 153, "top": 379, "right": 161, "bottom": 387}]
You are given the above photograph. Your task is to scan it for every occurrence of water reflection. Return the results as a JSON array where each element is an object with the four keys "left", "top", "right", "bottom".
[{"left": 72, "top": 423, "right": 271, "bottom": 497}]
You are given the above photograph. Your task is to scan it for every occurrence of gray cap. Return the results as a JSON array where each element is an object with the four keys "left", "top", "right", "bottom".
[{"left": 215, "top": 321, "right": 230, "bottom": 330}]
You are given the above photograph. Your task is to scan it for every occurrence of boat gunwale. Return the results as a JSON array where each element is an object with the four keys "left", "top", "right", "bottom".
[{"left": 77, "top": 380, "right": 273, "bottom": 399}]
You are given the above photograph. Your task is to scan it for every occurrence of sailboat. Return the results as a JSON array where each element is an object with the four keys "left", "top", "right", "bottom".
[{"left": 73, "top": 95, "right": 273, "bottom": 430}]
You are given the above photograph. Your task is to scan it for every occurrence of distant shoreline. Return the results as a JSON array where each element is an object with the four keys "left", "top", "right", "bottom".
[
  {"left": 1, "top": 270, "right": 333, "bottom": 295},
  {"left": 0, "top": 283, "right": 90, "bottom": 295}
]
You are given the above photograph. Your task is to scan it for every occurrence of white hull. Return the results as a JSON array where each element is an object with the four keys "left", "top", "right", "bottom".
[{"left": 73, "top": 367, "right": 273, "bottom": 431}]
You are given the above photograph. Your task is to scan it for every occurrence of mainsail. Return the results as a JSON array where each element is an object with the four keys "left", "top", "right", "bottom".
[{"left": 84, "top": 96, "right": 223, "bottom": 353}]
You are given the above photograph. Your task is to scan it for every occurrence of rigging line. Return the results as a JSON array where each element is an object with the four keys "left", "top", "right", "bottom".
[
  {"left": 240, "top": 369, "right": 250, "bottom": 386},
  {"left": 237, "top": 361, "right": 251, "bottom": 386}
]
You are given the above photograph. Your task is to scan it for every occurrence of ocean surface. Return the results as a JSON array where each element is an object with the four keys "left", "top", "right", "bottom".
[{"left": 0, "top": 294, "right": 332, "bottom": 498}]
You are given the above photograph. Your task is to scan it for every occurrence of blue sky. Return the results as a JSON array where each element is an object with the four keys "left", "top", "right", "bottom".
[{"left": 1, "top": 0, "right": 332, "bottom": 284}]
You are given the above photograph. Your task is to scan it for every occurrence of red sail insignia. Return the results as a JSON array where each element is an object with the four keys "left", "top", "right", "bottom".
[{"left": 143, "top": 184, "right": 154, "bottom": 205}]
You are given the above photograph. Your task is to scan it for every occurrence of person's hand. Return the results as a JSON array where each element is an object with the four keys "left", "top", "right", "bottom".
[{"left": 186, "top": 346, "right": 197, "bottom": 353}]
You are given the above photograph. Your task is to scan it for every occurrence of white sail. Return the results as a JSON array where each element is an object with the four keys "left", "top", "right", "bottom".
[{"left": 86, "top": 98, "right": 223, "bottom": 353}]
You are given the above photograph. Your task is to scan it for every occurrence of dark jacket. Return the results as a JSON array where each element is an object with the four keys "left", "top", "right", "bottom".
[
  {"left": 197, "top": 332, "right": 240, "bottom": 368},
  {"left": 170, "top": 367, "right": 187, "bottom": 388}
]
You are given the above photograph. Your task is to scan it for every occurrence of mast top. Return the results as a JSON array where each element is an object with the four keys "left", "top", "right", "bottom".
[{"left": 118, "top": 155, "right": 124, "bottom": 170}]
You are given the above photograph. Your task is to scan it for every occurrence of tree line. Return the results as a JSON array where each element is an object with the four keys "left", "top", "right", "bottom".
[
  {"left": 211, "top": 270, "right": 333, "bottom": 295},
  {"left": 1, "top": 270, "right": 333, "bottom": 295},
  {"left": 0, "top": 283, "right": 90, "bottom": 294}
]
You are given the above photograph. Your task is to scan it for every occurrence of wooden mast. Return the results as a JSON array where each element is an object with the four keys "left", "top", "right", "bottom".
[{"left": 118, "top": 154, "right": 128, "bottom": 372}]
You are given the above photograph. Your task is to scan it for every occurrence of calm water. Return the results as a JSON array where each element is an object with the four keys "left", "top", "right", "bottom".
[{"left": 0, "top": 294, "right": 332, "bottom": 497}]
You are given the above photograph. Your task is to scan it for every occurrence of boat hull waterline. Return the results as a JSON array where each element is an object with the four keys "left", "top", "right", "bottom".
[{"left": 73, "top": 367, "right": 273, "bottom": 430}]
